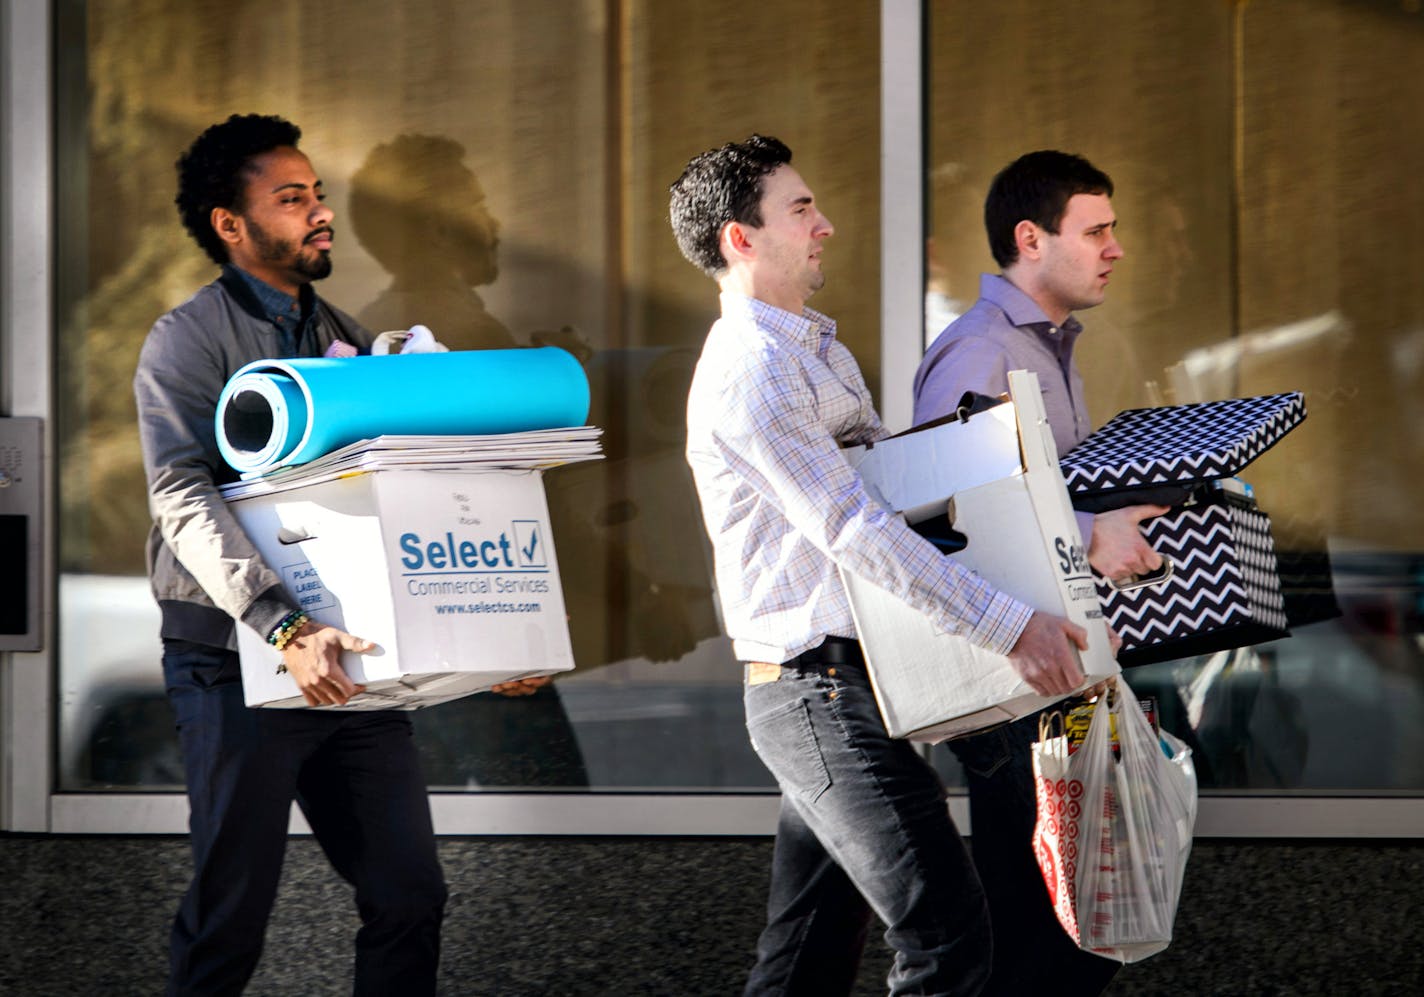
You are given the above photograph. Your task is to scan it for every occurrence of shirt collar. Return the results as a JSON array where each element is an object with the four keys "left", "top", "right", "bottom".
[
  {"left": 720, "top": 290, "right": 838, "bottom": 355},
  {"left": 226, "top": 263, "right": 313, "bottom": 328},
  {"left": 978, "top": 273, "right": 1083, "bottom": 341}
]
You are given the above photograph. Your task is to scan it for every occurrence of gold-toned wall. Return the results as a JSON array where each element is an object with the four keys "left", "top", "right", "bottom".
[
  {"left": 928, "top": 1, "right": 1236, "bottom": 415},
  {"left": 64, "top": 0, "right": 611, "bottom": 575},
  {"left": 929, "top": 0, "right": 1423, "bottom": 550},
  {"left": 58, "top": 0, "right": 882, "bottom": 679},
  {"left": 1235, "top": 0, "right": 1424, "bottom": 548},
  {"left": 623, "top": 0, "right": 882, "bottom": 377},
  {"left": 59, "top": 0, "right": 1424, "bottom": 575}
]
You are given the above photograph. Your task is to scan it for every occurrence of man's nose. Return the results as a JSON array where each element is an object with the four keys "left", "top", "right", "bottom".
[
  {"left": 1105, "top": 233, "right": 1124, "bottom": 260},
  {"left": 817, "top": 212, "right": 835, "bottom": 238},
  {"left": 311, "top": 199, "right": 335, "bottom": 227}
]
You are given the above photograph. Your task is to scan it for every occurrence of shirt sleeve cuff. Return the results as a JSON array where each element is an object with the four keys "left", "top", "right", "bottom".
[
  {"left": 966, "top": 592, "right": 1034, "bottom": 657},
  {"left": 1075, "top": 509, "right": 1095, "bottom": 549},
  {"left": 239, "top": 587, "right": 302, "bottom": 642}
]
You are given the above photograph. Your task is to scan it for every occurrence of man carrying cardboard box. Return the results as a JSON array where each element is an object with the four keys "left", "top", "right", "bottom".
[
  {"left": 134, "top": 114, "right": 456, "bottom": 995},
  {"left": 672, "top": 134, "right": 1093, "bottom": 996},
  {"left": 913, "top": 150, "right": 1165, "bottom": 996}
]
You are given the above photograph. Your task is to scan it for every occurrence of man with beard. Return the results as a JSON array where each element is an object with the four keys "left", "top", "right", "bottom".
[{"left": 134, "top": 114, "right": 447, "bottom": 995}]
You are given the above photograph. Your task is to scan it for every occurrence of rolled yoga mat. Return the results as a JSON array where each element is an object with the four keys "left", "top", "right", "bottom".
[{"left": 215, "top": 346, "right": 589, "bottom": 475}]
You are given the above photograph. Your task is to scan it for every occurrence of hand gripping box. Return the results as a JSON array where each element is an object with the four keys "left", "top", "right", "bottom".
[
  {"left": 1059, "top": 392, "right": 1309, "bottom": 666},
  {"left": 227, "top": 468, "right": 574, "bottom": 708},
  {"left": 840, "top": 370, "right": 1119, "bottom": 742}
]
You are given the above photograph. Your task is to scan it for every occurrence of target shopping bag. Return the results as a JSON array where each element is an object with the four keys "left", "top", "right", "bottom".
[{"left": 1031, "top": 675, "right": 1198, "bottom": 962}]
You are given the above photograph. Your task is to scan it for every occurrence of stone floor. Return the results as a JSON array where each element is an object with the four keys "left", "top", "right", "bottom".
[{"left": 1, "top": 835, "right": 1422, "bottom": 995}]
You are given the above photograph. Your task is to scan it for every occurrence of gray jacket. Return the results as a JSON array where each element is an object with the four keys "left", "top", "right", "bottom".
[{"left": 133, "top": 266, "right": 375, "bottom": 648}]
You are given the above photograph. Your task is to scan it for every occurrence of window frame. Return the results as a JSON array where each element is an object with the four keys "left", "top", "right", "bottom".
[{"left": 4, "top": 0, "right": 1422, "bottom": 838}]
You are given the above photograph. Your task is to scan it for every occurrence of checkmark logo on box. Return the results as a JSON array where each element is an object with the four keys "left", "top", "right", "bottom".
[{"left": 513, "top": 520, "right": 547, "bottom": 568}]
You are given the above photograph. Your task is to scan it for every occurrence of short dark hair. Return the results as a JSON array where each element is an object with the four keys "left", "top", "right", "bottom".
[
  {"left": 668, "top": 134, "right": 792, "bottom": 279},
  {"left": 984, "top": 151, "right": 1114, "bottom": 268},
  {"left": 175, "top": 113, "right": 303, "bottom": 266}
]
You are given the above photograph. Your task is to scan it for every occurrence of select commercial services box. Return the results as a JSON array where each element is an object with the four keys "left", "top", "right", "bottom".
[
  {"left": 841, "top": 370, "right": 1119, "bottom": 742},
  {"left": 227, "top": 467, "right": 574, "bottom": 708}
]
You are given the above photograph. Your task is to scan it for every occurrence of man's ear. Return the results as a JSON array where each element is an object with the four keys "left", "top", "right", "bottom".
[
  {"left": 1013, "top": 219, "right": 1043, "bottom": 261},
  {"left": 720, "top": 219, "right": 755, "bottom": 265},
  {"left": 211, "top": 207, "right": 243, "bottom": 249}
]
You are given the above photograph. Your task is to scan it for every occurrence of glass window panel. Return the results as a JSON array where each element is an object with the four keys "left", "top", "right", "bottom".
[
  {"left": 55, "top": 0, "right": 880, "bottom": 793},
  {"left": 928, "top": 0, "right": 1424, "bottom": 793}
]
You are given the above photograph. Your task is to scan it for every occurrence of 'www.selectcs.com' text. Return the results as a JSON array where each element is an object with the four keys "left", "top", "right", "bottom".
[{"left": 433, "top": 601, "right": 542, "bottom": 615}]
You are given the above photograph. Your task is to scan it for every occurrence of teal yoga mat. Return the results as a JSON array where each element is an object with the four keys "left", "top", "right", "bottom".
[{"left": 216, "top": 347, "right": 589, "bottom": 474}]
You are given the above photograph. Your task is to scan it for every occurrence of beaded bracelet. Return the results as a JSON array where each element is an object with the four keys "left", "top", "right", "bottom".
[{"left": 268, "top": 610, "right": 310, "bottom": 653}]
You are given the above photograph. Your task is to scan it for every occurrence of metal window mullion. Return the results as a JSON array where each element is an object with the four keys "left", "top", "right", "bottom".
[
  {"left": 0, "top": 0, "right": 56, "bottom": 833},
  {"left": 879, "top": 0, "right": 924, "bottom": 434}
]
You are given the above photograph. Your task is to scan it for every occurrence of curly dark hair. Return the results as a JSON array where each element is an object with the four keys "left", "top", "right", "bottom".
[
  {"left": 985, "top": 150, "right": 1113, "bottom": 269},
  {"left": 668, "top": 134, "right": 792, "bottom": 279},
  {"left": 175, "top": 114, "right": 303, "bottom": 266}
]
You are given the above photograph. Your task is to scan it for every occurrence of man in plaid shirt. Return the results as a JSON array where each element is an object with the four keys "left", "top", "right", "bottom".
[{"left": 671, "top": 134, "right": 1091, "bottom": 997}]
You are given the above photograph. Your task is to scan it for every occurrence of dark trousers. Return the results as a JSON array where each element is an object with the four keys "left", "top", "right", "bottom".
[
  {"left": 413, "top": 682, "right": 589, "bottom": 787},
  {"left": 162, "top": 639, "right": 447, "bottom": 997},
  {"left": 743, "top": 639, "right": 991, "bottom": 997},
  {"left": 949, "top": 713, "right": 1121, "bottom": 997}
]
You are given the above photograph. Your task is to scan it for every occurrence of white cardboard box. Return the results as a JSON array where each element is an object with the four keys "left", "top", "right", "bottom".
[
  {"left": 841, "top": 370, "right": 1119, "bottom": 741},
  {"left": 228, "top": 467, "right": 575, "bottom": 709}
]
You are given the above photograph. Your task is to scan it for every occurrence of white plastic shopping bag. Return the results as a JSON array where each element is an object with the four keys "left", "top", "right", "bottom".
[{"left": 1031, "top": 675, "right": 1198, "bottom": 962}]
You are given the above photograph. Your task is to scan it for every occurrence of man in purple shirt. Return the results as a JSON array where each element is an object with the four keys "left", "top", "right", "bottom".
[{"left": 913, "top": 151, "right": 1167, "bottom": 995}]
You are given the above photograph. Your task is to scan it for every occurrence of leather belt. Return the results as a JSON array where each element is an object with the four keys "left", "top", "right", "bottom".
[{"left": 746, "top": 636, "right": 862, "bottom": 685}]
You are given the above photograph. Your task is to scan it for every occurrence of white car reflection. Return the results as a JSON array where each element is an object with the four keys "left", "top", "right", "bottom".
[
  {"left": 57, "top": 573, "right": 772, "bottom": 791},
  {"left": 59, "top": 574, "right": 173, "bottom": 787}
]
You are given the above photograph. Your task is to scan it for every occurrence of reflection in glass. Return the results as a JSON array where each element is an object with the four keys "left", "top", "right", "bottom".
[
  {"left": 55, "top": 0, "right": 880, "bottom": 796},
  {"left": 351, "top": 135, "right": 517, "bottom": 352},
  {"left": 927, "top": 0, "right": 1424, "bottom": 794}
]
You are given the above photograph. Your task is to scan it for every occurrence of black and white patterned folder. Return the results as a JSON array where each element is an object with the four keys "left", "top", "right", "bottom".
[
  {"left": 1060, "top": 392, "right": 1306, "bottom": 497},
  {"left": 1103, "top": 495, "right": 1289, "bottom": 667}
]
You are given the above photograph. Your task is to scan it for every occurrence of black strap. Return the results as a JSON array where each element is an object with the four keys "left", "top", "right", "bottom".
[{"left": 788, "top": 635, "right": 862, "bottom": 669}]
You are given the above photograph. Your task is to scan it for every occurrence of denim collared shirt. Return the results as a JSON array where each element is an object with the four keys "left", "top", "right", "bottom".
[
  {"left": 685, "top": 291, "right": 1030, "bottom": 664},
  {"left": 914, "top": 273, "right": 1091, "bottom": 456},
  {"left": 230, "top": 264, "right": 315, "bottom": 358}
]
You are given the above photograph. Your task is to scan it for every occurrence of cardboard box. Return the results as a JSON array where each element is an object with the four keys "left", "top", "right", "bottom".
[
  {"left": 841, "top": 371, "right": 1119, "bottom": 742},
  {"left": 228, "top": 468, "right": 574, "bottom": 708}
]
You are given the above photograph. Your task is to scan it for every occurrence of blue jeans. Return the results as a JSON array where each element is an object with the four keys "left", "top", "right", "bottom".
[
  {"left": 743, "top": 642, "right": 991, "bottom": 997},
  {"left": 948, "top": 712, "right": 1120, "bottom": 997},
  {"left": 162, "top": 639, "right": 447, "bottom": 996}
]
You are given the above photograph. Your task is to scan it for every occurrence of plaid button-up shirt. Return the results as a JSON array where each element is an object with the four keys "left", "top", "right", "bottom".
[{"left": 685, "top": 291, "right": 1031, "bottom": 664}]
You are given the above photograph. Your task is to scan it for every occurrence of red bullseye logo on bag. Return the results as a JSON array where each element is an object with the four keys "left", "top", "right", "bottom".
[
  {"left": 1034, "top": 772, "right": 1085, "bottom": 944},
  {"left": 1037, "top": 841, "right": 1060, "bottom": 902},
  {"left": 1031, "top": 675, "right": 1197, "bottom": 962}
]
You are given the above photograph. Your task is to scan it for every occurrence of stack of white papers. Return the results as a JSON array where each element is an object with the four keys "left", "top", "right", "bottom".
[{"left": 219, "top": 427, "right": 603, "bottom": 500}]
